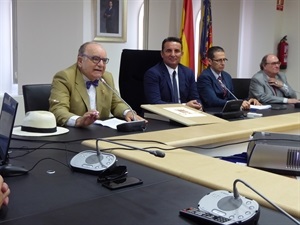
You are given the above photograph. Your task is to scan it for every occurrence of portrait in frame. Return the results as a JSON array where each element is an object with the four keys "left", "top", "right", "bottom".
[{"left": 94, "top": 0, "right": 127, "bottom": 42}]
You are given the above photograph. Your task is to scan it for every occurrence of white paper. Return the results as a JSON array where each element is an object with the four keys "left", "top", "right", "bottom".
[
  {"left": 163, "top": 107, "right": 205, "bottom": 117},
  {"left": 94, "top": 118, "right": 126, "bottom": 129},
  {"left": 250, "top": 105, "right": 272, "bottom": 110}
]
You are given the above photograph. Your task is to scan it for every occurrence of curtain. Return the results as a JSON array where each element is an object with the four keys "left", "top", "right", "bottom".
[{"left": 0, "top": 0, "right": 15, "bottom": 95}]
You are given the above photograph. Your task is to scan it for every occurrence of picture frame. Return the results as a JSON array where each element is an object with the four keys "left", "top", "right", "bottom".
[{"left": 94, "top": 0, "right": 127, "bottom": 42}]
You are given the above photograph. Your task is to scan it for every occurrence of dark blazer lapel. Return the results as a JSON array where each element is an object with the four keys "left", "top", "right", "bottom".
[
  {"left": 160, "top": 63, "right": 173, "bottom": 92},
  {"left": 178, "top": 65, "right": 185, "bottom": 97},
  {"left": 208, "top": 69, "right": 223, "bottom": 92}
]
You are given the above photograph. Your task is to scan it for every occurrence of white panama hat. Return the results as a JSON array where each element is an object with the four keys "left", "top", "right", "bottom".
[{"left": 13, "top": 111, "right": 69, "bottom": 137}]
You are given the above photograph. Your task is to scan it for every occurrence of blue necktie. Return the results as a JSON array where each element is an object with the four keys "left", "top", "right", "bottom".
[
  {"left": 86, "top": 80, "right": 99, "bottom": 89},
  {"left": 172, "top": 71, "right": 179, "bottom": 103}
]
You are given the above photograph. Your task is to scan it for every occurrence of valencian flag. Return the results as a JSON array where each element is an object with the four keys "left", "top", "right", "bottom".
[
  {"left": 198, "top": 0, "right": 213, "bottom": 75},
  {"left": 180, "top": 0, "right": 195, "bottom": 71}
]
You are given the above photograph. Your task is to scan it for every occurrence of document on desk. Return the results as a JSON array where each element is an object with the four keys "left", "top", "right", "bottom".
[
  {"left": 250, "top": 105, "right": 271, "bottom": 110},
  {"left": 164, "top": 107, "right": 205, "bottom": 117},
  {"left": 94, "top": 118, "right": 125, "bottom": 129},
  {"left": 141, "top": 104, "right": 228, "bottom": 126}
]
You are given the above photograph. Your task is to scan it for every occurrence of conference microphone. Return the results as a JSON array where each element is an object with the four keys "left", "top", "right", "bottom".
[
  {"left": 70, "top": 137, "right": 165, "bottom": 175},
  {"left": 98, "top": 138, "right": 165, "bottom": 158},
  {"left": 70, "top": 138, "right": 117, "bottom": 175},
  {"left": 232, "top": 179, "right": 300, "bottom": 225},
  {"left": 218, "top": 79, "right": 239, "bottom": 100},
  {"left": 100, "top": 78, "right": 146, "bottom": 132}
]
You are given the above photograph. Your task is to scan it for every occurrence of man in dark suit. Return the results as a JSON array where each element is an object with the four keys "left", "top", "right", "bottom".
[
  {"left": 197, "top": 46, "right": 259, "bottom": 109},
  {"left": 103, "top": 0, "right": 115, "bottom": 33},
  {"left": 144, "top": 37, "right": 202, "bottom": 110}
]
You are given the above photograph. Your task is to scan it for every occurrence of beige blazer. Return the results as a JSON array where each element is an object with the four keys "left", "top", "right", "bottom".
[{"left": 49, "top": 64, "right": 128, "bottom": 126}]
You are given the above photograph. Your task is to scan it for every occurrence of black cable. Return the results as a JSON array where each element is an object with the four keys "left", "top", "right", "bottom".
[
  {"left": 9, "top": 147, "right": 78, "bottom": 159},
  {"left": 26, "top": 157, "right": 70, "bottom": 173}
]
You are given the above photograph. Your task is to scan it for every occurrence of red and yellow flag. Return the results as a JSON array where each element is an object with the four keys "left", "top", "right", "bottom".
[
  {"left": 198, "top": 0, "right": 213, "bottom": 76},
  {"left": 180, "top": 0, "right": 195, "bottom": 71}
]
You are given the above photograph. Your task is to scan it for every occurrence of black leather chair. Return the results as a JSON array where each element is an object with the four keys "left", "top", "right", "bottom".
[
  {"left": 22, "top": 84, "right": 52, "bottom": 113},
  {"left": 119, "top": 49, "right": 161, "bottom": 117},
  {"left": 232, "top": 78, "right": 251, "bottom": 100}
]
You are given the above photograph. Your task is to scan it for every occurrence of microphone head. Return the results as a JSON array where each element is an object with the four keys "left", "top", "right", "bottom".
[{"left": 151, "top": 150, "right": 165, "bottom": 158}]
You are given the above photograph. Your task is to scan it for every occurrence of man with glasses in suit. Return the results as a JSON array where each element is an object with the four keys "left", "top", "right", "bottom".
[
  {"left": 249, "top": 54, "right": 299, "bottom": 104},
  {"left": 49, "top": 41, "right": 145, "bottom": 127},
  {"left": 197, "top": 46, "right": 259, "bottom": 110}
]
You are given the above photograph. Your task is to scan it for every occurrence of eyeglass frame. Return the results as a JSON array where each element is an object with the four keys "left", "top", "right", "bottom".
[
  {"left": 265, "top": 61, "right": 281, "bottom": 66},
  {"left": 212, "top": 58, "right": 228, "bottom": 64},
  {"left": 81, "top": 54, "right": 109, "bottom": 64}
]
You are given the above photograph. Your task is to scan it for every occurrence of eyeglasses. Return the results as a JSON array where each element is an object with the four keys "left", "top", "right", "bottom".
[
  {"left": 212, "top": 58, "right": 228, "bottom": 64},
  {"left": 266, "top": 61, "right": 281, "bottom": 66},
  {"left": 82, "top": 54, "right": 109, "bottom": 64}
]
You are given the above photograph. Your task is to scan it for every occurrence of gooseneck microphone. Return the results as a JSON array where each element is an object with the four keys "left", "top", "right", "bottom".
[
  {"left": 70, "top": 136, "right": 165, "bottom": 175},
  {"left": 233, "top": 179, "right": 300, "bottom": 225},
  {"left": 97, "top": 138, "right": 165, "bottom": 158},
  {"left": 218, "top": 79, "right": 239, "bottom": 100},
  {"left": 100, "top": 78, "right": 146, "bottom": 132}
]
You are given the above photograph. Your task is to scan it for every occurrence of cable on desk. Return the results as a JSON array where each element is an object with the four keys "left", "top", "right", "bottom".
[{"left": 26, "top": 157, "right": 69, "bottom": 172}]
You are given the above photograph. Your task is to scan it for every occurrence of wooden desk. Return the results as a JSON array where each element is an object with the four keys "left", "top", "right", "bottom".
[{"left": 82, "top": 113, "right": 300, "bottom": 218}]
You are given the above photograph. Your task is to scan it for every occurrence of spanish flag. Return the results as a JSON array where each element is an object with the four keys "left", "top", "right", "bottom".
[
  {"left": 198, "top": 0, "right": 213, "bottom": 76},
  {"left": 180, "top": 0, "right": 195, "bottom": 71}
]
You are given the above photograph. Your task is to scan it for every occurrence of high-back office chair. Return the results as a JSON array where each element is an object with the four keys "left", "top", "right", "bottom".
[
  {"left": 119, "top": 49, "right": 161, "bottom": 117},
  {"left": 22, "top": 84, "right": 52, "bottom": 113},
  {"left": 231, "top": 78, "right": 251, "bottom": 100}
]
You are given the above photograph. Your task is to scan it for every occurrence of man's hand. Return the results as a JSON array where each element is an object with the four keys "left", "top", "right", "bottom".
[
  {"left": 287, "top": 98, "right": 300, "bottom": 104},
  {"left": 124, "top": 111, "right": 148, "bottom": 123},
  {"left": 0, "top": 176, "right": 10, "bottom": 207},
  {"left": 242, "top": 98, "right": 261, "bottom": 110},
  {"left": 268, "top": 78, "right": 283, "bottom": 88},
  {"left": 248, "top": 98, "right": 261, "bottom": 106},
  {"left": 186, "top": 100, "right": 203, "bottom": 111},
  {"left": 75, "top": 110, "right": 99, "bottom": 127}
]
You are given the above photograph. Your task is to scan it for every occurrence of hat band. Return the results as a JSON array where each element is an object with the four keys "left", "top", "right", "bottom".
[{"left": 21, "top": 126, "right": 57, "bottom": 133}]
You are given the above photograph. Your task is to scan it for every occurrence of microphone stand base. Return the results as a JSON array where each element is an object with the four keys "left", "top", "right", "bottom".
[
  {"left": 117, "top": 120, "right": 146, "bottom": 132},
  {"left": 70, "top": 150, "right": 117, "bottom": 175}
]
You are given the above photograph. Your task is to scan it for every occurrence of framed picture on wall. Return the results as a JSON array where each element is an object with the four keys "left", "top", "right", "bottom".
[{"left": 94, "top": 0, "right": 127, "bottom": 42}]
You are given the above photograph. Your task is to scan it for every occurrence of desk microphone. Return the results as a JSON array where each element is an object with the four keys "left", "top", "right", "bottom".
[
  {"left": 100, "top": 78, "right": 146, "bottom": 132},
  {"left": 70, "top": 137, "right": 165, "bottom": 175},
  {"left": 70, "top": 138, "right": 117, "bottom": 175},
  {"left": 98, "top": 138, "right": 165, "bottom": 158},
  {"left": 218, "top": 79, "right": 239, "bottom": 100},
  {"left": 195, "top": 179, "right": 260, "bottom": 224}
]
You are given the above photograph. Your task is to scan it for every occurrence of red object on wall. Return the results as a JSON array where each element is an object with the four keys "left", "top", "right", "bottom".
[
  {"left": 277, "top": 35, "right": 288, "bottom": 69},
  {"left": 276, "top": 0, "right": 284, "bottom": 11}
]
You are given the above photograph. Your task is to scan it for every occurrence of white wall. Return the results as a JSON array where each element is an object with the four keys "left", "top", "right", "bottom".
[
  {"left": 6, "top": 0, "right": 300, "bottom": 125},
  {"left": 283, "top": 0, "right": 300, "bottom": 96}
]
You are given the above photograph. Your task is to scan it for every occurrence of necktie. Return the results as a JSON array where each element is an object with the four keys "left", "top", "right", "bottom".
[
  {"left": 86, "top": 80, "right": 99, "bottom": 89},
  {"left": 172, "top": 71, "right": 179, "bottom": 103},
  {"left": 218, "top": 76, "right": 227, "bottom": 97}
]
